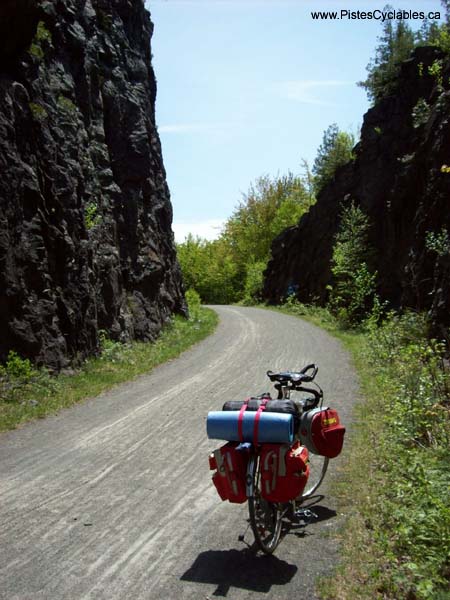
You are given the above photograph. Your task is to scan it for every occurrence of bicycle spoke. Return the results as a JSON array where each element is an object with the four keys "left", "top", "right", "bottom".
[{"left": 247, "top": 454, "right": 282, "bottom": 554}]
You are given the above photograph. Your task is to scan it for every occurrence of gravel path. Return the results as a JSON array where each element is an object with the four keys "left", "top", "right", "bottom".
[{"left": 0, "top": 306, "right": 359, "bottom": 600}]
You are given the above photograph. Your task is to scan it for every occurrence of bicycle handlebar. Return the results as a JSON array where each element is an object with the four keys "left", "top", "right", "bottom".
[{"left": 266, "top": 363, "right": 318, "bottom": 385}]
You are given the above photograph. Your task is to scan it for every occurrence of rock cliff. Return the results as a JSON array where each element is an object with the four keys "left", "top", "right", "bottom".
[
  {"left": 0, "top": 0, "right": 186, "bottom": 369},
  {"left": 264, "top": 46, "right": 450, "bottom": 336}
]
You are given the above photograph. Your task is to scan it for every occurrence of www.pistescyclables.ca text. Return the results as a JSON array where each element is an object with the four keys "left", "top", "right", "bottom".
[{"left": 311, "top": 9, "right": 442, "bottom": 21}]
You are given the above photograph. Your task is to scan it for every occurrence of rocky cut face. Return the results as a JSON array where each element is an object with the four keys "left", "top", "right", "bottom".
[{"left": 0, "top": 0, "right": 186, "bottom": 369}]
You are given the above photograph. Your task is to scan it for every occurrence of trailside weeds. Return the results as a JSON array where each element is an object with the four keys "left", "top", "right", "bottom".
[
  {"left": 0, "top": 302, "right": 218, "bottom": 432},
  {"left": 272, "top": 299, "right": 450, "bottom": 600}
]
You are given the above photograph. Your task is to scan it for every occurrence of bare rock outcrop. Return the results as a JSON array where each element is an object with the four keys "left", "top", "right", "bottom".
[
  {"left": 0, "top": 0, "right": 186, "bottom": 369},
  {"left": 264, "top": 47, "right": 450, "bottom": 336}
]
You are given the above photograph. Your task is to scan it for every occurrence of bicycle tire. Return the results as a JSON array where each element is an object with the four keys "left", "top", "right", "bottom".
[
  {"left": 301, "top": 453, "right": 329, "bottom": 500},
  {"left": 247, "top": 454, "right": 282, "bottom": 554}
]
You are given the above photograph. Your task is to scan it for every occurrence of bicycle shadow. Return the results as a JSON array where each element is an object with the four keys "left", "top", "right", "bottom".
[
  {"left": 180, "top": 547, "right": 298, "bottom": 597},
  {"left": 281, "top": 497, "right": 337, "bottom": 538}
]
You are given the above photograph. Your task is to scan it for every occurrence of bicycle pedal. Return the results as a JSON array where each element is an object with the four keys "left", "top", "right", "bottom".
[{"left": 293, "top": 508, "right": 318, "bottom": 525}]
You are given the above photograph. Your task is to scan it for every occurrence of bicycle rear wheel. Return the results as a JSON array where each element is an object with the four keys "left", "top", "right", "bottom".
[
  {"left": 247, "top": 454, "right": 282, "bottom": 554},
  {"left": 301, "top": 453, "right": 329, "bottom": 500}
]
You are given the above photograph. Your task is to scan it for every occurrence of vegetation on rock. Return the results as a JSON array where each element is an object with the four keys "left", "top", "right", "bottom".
[
  {"left": 312, "top": 124, "right": 355, "bottom": 195},
  {"left": 28, "top": 20, "right": 52, "bottom": 60},
  {"left": 359, "top": 2, "right": 450, "bottom": 101}
]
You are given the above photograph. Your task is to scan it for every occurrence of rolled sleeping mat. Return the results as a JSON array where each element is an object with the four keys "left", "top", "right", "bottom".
[{"left": 206, "top": 410, "right": 294, "bottom": 443}]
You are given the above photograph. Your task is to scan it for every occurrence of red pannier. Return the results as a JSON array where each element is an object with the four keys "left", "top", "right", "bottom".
[
  {"left": 299, "top": 408, "right": 345, "bottom": 459},
  {"left": 260, "top": 442, "right": 309, "bottom": 502},
  {"left": 209, "top": 442, "right": 249, "bottom": 503}
]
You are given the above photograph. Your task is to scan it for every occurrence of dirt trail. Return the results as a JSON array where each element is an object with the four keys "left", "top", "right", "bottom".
[{"left": 0, "top": 306, "right": 359, "bottom": 600}]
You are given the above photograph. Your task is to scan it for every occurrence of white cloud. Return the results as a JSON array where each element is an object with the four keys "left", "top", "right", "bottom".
[
  {"left": 277, "top": 80, "right": 354, "bottom": 105},
  {"left": 172, "top": 219, "right": 225, "bottom": 242}
]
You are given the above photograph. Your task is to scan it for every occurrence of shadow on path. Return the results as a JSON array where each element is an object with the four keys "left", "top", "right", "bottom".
[
  {"left": 280, "top": 502, "right": 337, "bottom": 540},
  {"left": 180, "top": 548, "right": 298, "bottom": 597}
]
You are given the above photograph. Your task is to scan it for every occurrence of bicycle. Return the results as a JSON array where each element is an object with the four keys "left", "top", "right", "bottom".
[{"left": 245, "top": 364, "right": 329, "bottom": 554}]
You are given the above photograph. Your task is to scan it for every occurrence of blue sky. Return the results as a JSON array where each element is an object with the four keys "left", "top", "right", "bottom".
[{"left": 145, "top": 0, "right": 443, "bottom": 241}]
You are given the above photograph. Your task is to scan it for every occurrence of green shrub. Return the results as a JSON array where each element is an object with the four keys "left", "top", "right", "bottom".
[
  {"left": 4, "top": 351, "right": 35, "bottom": 380},
  {"left": 98, "top": 331, "right": 129, "bottom": 363},
  {"left": 185, "top": 288, "right": 202, "bottom": 321},
  {"left": 317, "top": 309, "right": 450, "bottom": 599},
  {"left": 243, "top": 261, "right": 266, "bottom": 303},
  {"left": 277, "top": 295, "right": 337, "bottom": 328},
  {"left": 328, "top": 203, "right": 377, "bottom": 326},
  {"left": 363, "top": 313, "right": 450, "bottom": 596},
  {"left": 0, "top": 351, "right": 55, "bottom": 404}
]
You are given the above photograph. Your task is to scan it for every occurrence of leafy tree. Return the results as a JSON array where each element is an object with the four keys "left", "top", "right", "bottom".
[
  {"left": 176, "top": 235, "right": 239, "bottom": 304},
  {"left": 176, "top": 171, "right": 314, "bottom": 304},
  {"left": 312, "top": 124, "right": 355, "bottom": 195},
  {"left": 328, "top": 202, "right": 377, "bottom": 325},
  {"left": 222, "top": 172, "right": 313, "bottom": 279},
  {"left": 242, "top": 261, "right": 267, "bottom": 304}
]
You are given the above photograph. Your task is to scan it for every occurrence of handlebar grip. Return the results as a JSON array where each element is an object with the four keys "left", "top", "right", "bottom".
[
  {"left": 266, "top": 370, "right": 276, "bottom": 381},
  {"left": 299, "top": 364, "right": 318, "bottom": 382}
]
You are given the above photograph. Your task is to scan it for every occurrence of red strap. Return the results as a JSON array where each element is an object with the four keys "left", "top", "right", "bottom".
[
  {"left": 253, "top": 398, "right": 269, "bottom": 446},
  {"left": 238, "top": 398, "right": 250, "bottom": 442}
]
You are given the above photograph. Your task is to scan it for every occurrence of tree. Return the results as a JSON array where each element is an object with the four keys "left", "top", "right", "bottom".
[
  {"left": 222, "top": 173, "right": 313, "bottom": 277},
  {"left": 312, "top": 124, "right": 355, "bottom": 195},
  {"left": 359, "top": 1, "right": 450, "bottom": 102},
  {"left": 358, "top": 7, "right": 417, "bottom": 102},
  {"left": 176, "top": 171, "right": 314, "bottom": 304},
  {"left": 176, "top": 235, "right": 239, "bottom": 304},
  {"left": 328, "top": 203, "right": 377, "bottom": 325}
]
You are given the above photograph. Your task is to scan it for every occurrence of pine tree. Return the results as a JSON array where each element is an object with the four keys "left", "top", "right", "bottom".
[
  {"left": 312, "top": 124, "right": 354, "bottom": 195},
  {"left": 358, "top": 11, "right": 416, "bottom": 102}
]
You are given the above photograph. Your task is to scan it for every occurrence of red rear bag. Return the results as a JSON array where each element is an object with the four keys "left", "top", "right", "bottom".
[
  {"left": 209, "top": 442, "right": 249, "bottom": 503},
  {"left": 260, "top": 442, "right": 310, "bottom": 502},
  {"left": 299, "top": 408, "right": 345, "bottom": 458}
]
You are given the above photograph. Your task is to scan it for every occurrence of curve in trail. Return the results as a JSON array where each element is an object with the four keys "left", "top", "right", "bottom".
[{"left": 0, "top": 306, "right": 359, "bottom": 600}]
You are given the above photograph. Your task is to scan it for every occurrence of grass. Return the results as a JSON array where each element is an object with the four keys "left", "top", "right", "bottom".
[
  {"left": 0, "top": 306, "right": 218, "bottom": 432},
  {"left": 266, "top": 299, "right": 450, "bottom": 600}
]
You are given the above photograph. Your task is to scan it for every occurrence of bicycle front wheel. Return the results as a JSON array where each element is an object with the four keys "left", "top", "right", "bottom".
[
  {"left": 301, "top": 453, "right": 329, "bottom": 500},
  {"left": 247, "top": 454, "right": 282, "bottom": 554}
]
